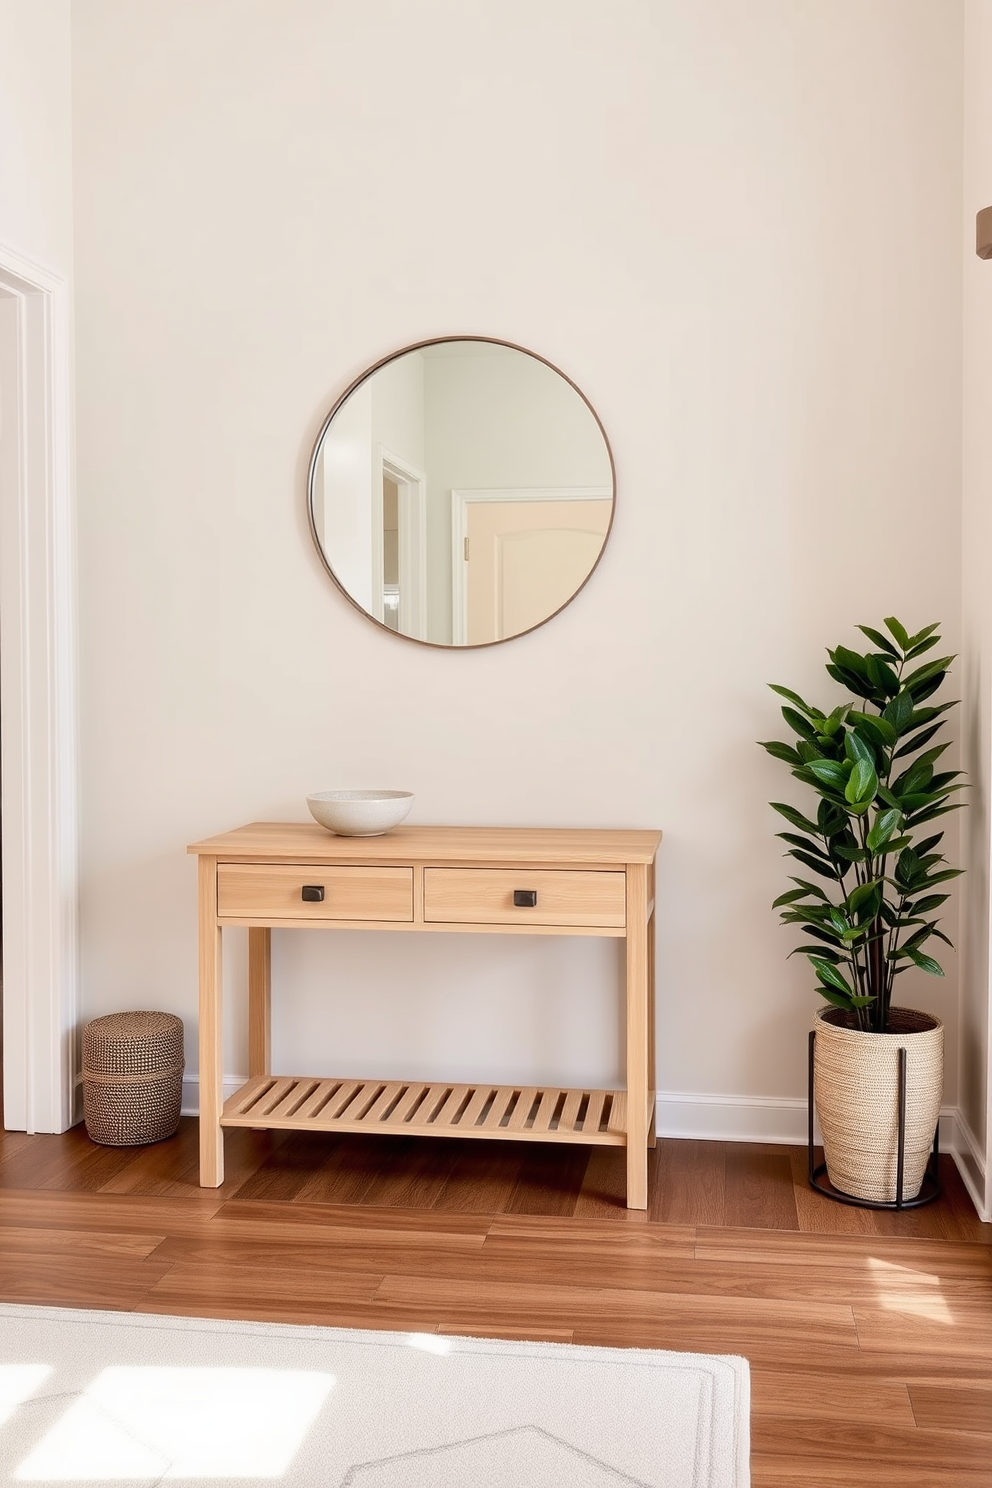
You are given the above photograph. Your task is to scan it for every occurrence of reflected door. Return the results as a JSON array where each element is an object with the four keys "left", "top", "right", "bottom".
[{"left": 465, "top": 498, "right": 612, "bottom": 645}]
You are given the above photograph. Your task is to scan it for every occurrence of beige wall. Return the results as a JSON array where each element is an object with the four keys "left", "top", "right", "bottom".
[
  {"left": 0, "top": 0, "right": 73, "bottom": 272},
  {"left": 70, "top": 1, "right": 965, "bottom": 1123},
  {"left": 961, "top": 0, "right": 992, "bottom": 1213}
]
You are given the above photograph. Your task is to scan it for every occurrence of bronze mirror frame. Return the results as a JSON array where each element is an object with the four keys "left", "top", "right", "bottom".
[{"left": 306, "top": 334, "right": 616, "bottom": 649}]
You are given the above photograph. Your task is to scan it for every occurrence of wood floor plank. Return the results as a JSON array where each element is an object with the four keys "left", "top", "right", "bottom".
[
  {"left": 374, "top": 1273, "right": 859, "bottom": 1352},
  {"left": 724, "top": 1147, "right": 799, "bottom": 1231},
  {"left": 750, "top": 1368, "right": 916, "bottom": 1425},
  {"left": 0, "top": 1251, "right": 173, "bottom": 1310},
  {"left": 294, "top": 1134, "right": 407, "bottom": 1206},
  {"left": 214, "top": 1197, "right": 491, "bottom": 1244},
  {"left": 504, "top": 1142, "right": 589, "bottom": 1217},
  {"left": 752, "top": 1458, "right": 992, "bottom": 1487},
  {"left": 650, "top": 1139, "right": 726, "bottom": 1225},
  {"left": 694, "top": 1225, "right": 992, "bottom": 1276},
  {"left": 0, "top": 1225, "right": 164, "bottom": 1260},
  {"left": 854, "top": 1304, "right": 992, "bottom": 1361},
  {"left": 573, "top": 1146, "right": 650, "bottom": 1220},
  {"left": 143, "top": 1259, "right": 384, "bottom": 1311},
  {"left": 908, "top": 1383, "right": 992, "bottom": 1433},
  {"left": 752, "top": 1416, "right": 992, "bottom": 1473},
  {"left": 431, "top": 1141, "right": 526, "bottom": 1213},
  {"left": 0, "top": 1188, "right": 224, "bottom": 1234},
  {"left": 351, "top": 1135, "right": 462, "bottom": 1209}
]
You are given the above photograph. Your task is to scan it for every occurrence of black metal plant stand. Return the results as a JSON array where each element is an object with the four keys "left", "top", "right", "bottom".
[{"left": 807, "top": 1029, "right": 942, "bottom": 1210}]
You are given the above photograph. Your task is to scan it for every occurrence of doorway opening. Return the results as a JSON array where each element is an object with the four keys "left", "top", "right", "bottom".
[{"left": 0, "top": 243, "right": 78, "bottom": 1134}]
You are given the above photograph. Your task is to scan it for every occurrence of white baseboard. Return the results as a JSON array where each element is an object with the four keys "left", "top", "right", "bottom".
[
  {"left": 949, "top": 1108, "right": 990, "bottom": 1220},
  {"left": 656, "top": 1091, "right": 810, "bottom": 1144},
  {"left": 655, "top": 1088, "right": 959, "bottom": 1150},
  {"left": 182, "top": 1077, "right": 245, "bottom": 1117}
]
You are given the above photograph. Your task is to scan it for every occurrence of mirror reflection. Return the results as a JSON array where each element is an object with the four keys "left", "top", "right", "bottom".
[{"left": 308, "top": 338, "right": 614, "bottom": 646}]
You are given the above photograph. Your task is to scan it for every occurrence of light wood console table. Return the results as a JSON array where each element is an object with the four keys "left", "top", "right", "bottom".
[{"left": 188, "top": 822, "right": 662, "bottom": 1209}]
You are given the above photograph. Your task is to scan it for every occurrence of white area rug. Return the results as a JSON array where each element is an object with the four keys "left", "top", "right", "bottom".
[{"left": 0, "top": 1304, "right": 749, "bottom": 1487}]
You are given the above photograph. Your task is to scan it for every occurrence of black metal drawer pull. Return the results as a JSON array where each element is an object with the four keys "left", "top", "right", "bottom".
[
  {"left": 513, "top": 889, "right": 538, "bottom": 908},
  {"left": 301, "top": 885, "right": 325, "bottom": 902}
]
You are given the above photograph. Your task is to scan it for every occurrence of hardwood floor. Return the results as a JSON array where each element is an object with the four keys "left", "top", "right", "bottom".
[{"left": 0, "top": 1119, "right": 989, "bottom": 1485}]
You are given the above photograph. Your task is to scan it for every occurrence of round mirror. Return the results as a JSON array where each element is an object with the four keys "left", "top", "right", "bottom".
[{"left": 307, "top": 337, "right": 615, "bottom": 647}]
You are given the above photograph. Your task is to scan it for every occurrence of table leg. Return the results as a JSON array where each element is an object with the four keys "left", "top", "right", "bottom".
[
  {"left": 625, "top": 863, "right": 649, "bottom": 1209},
  {"left": 198, "top": 855, "right": 224, "bottom": 1187},
  {"left": 248, "top": 927, "right": 271, "bottom": 1077}
]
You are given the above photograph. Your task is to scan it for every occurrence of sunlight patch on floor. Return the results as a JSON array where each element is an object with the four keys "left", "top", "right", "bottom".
[
  {"left": 0, "top": 1369, "right": 51, "bottom": 1432},
  {"left": 868, "top": 1256, "right": 954, "bottom": 1324},
  {"left": 405, "top": 1334, "right": 452, "bottom": 1355},
  {"left": 15, "top": 1367, "right": 335, "bottom": 1480}
]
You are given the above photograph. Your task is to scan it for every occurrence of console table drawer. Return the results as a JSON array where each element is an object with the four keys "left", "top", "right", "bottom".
[
  {"left": 218, "top": 864, "right": 414, "bottom": 922},
  {"left": 423, "top": 868, "right": 626, "bottom": 928}
]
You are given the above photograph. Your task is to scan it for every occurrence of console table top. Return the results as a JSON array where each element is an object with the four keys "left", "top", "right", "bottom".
[{"left": 187, "top": 821, "right": 663, "bottom": 866}]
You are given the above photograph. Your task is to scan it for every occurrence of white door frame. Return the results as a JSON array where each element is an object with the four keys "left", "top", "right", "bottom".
[
  {"left": 450, "top": 486, "right": 611, "bottom": 645},
  {"left": 375, "top": 445, "right": 427, "bottom": 640},
  {"left": 0, "top": 241, "right": 78, "bottom": 1133}
]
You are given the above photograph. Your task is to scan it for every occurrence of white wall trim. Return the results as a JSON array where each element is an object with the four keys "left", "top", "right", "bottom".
[
  {"left": 950, "top": 1107, "right": 990, "bottom": 1221},
  {"left": 0, "top": 241, "right": 79, "bottom": 1133}
]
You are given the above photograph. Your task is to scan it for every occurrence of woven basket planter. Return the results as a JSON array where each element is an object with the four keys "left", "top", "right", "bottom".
[
  {"left": 813, "top": 1006, "right": 943, "bottom": 1204},
  {"left": 82, "top": 1011, "right": 185, "bottom": 1147}
]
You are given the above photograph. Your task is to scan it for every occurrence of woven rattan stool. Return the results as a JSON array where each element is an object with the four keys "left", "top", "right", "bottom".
[{"left": 82, "top": 1011, "right": 185, "bottom": 1146}]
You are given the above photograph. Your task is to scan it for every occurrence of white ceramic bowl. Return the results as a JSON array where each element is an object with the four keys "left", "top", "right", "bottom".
[{"left": 306, "top": 789, "right": 414, "bottom": 837}]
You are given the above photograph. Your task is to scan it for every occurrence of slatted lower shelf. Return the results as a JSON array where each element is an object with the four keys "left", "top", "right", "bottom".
[{"left": 221, "top": 1076, "right": 629, "bottom": 1145}]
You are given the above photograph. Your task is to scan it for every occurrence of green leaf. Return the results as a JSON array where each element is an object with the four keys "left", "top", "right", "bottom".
[
  {"left": 770, "top": 802, "right": 822, "bottom": 835},
  {"left": 918, "top": 868, "right": 964, "bottom": 886},
  {"left": 819, "top": 704, "right": 849, "bottom": 737},
  {"left": 883, "top": 616, "right": 910, "bottom": 650},
  {"left": 844, "top": 730, "right": 874, "bottom": 766},
  {"left": 831, "top": 645, "right": 871, "bottom": 678},
  {"left": 799, "top": 923, "right": 847, "bottom": 947},
  {"left": 789, "top": 944, "right": 842, "bottom": 961},
  {"left": 876, "top": 785, "right": 903, "bottom": 811},
  {"left": 882, "top": 691, "right": 914, "bottom": 734},
  {"left": 833, "top": 843, "right": 870, "bottom": 863},
  {"left": 845, "top": 757, "right": 877, "bottom": 805},
  {"left": 781, "top": 706, "right": 818, "bottom": 739},
  {"left": 906, "top": 947, "right": 944, "bottom": 977},
  {"left": 815, "top": 983, "right": 855, "bottom": 1012},
  {"left": 848, "top": 881, "right": 882, "bottom": 916},
  {"left": 903, "top": 656, "right": 954, "bottom": 694},
  {"left": 789, "top": 850, "right": 841, "bottom": 880},
  {"left": 905, "top": 634, "right": 940, "bottom": 660},
  {"left": 866, "top": 808, "right": 901, "bottom": 854},
  {"left": 768, "top": 684, "right": 819, "bottom": 717},
  {"left": 907, "top": 894, "right": 948, "bottom": 913},
  {"left": 857, "top": 625, "right": 901, "bottom": 659},
  {"left": 906, "top": 622, "right": 940, "bottom": 648},
  {"left": 807, "top": 759, "right": 850, "bottom": 789},
  {"left": 866, "top": 654, "right": 901, "bottom": 697},
  {"left": 758, "top": 740, "right": 803, "bottom": 766},
  {"left": 848, "top": 711, "right": 897, "bottom": 746},
  {"left": 810, "top": 957, "right": 855, "bottom": 996},
  {"left": 892, "top": 722, "right": 943, "bottom": 759},
  {"left": 778, "top": 832, "right": 832, "bottom": 859},
  {"left": 772, "top": 888, "right": 812, "bottom": 908}
]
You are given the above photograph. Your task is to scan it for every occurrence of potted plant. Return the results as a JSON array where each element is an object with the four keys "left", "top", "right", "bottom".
[{"left": 759, "top": 618, "right": 964, "bottom": 1204}]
